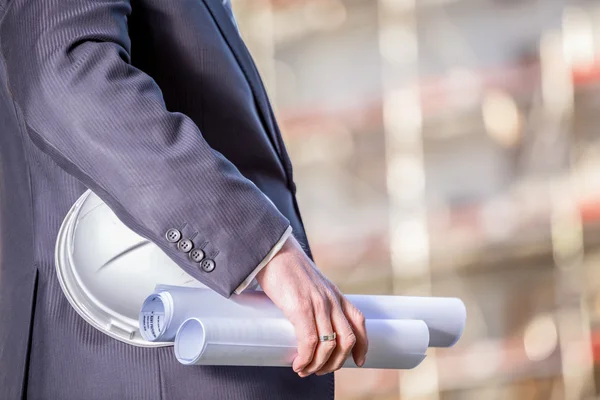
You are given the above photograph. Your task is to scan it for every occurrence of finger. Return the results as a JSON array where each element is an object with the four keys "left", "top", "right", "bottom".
[
  {"left": 316, "top": 299, "right": 355, "bottom": 375},
  {"left": 341, "top": 297, "right": 368, "bottom": 367},
  {"left": 299, "top": 297, "right": 336, "bottom": 376},
  {"left": 289, "top": 307, "right": 319, "bottom": 373}
]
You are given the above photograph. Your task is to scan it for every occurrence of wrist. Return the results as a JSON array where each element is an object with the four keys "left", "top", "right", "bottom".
[{"left": 256, "top": 235, "right": 298, "bottom": 283}]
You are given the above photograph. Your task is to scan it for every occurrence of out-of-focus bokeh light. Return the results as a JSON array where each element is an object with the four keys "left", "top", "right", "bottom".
[
  {"left": 540, "top": 31, "right": 574, "bottom": 115},
  {"left": 387, "top": 157, "right": 426, "bottom": 201},
  {"left": 383, "top": 89, "right": 422, "bottom": 135},
  {"left": 379, "top": 26, "right": 418, "bottom": 65},
  {"left": 481, "top": 89, "right": 521, "bottom": 148},
  {"left": 390, "top": 218, "right": 430, "bottom": 276},
  {"left": 524, "top": 314, "right": 559, "bottom": 362},
  {"left": 562, "top": 7, "right": 595, "bottom": 69}
]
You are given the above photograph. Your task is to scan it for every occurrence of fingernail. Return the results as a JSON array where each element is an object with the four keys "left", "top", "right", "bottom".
[{"left": 357, "top": 358, "right": 365, "bottom": 367}]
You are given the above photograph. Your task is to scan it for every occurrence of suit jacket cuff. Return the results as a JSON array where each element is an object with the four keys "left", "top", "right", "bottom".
[{"left": 233, "top": 225, "right": 293, "bottom": 294}]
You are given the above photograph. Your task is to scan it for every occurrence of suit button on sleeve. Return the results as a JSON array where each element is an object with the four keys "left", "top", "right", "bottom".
[
  {"left": 165, "top": 228, "right": 182, "bottom": 243},
  {"left": 177, "top": 239, "right": 194, "bottom": 253},
  {"left": 200, "top": 259, "right": 215, "bottom": 272},
  {"left": 189, "top": 248, "right": 205, "bottom": 263}
]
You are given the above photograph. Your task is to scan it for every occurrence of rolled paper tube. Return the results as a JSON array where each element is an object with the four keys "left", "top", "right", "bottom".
[
  {"left": 174, "top": 317, "right": 429, "bottom": 369},
  {"left": 140, "top": 286, "right": 466, "bottom": 348}
]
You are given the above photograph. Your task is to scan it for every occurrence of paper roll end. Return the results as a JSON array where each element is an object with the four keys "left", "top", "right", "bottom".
[
  {"left": 438, "top": 298, "right": 467, "bottom": 348},
  {"left": 139, "top": 293, "right": 171, "bottom": 342},
  {"left": 175, "top": 318, "right": 207, "bottom": 365}
]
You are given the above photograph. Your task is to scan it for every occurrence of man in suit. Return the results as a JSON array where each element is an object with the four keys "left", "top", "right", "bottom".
[{"left": 0, "top": 0, "right": 368, "bottom": 399}]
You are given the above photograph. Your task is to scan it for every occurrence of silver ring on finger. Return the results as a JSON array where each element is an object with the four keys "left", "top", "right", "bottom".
[{"left": 319, "top": 332, "right": 337, "bottom": 342}]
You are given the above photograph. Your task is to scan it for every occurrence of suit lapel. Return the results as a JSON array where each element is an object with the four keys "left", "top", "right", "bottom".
[{"left": 201, "top": 0, "right": 283, "bottom": 158}]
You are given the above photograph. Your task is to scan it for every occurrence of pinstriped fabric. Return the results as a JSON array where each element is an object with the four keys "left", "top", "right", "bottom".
[{"left": 0, "top": 0, "right": 333, "bottom": 399}]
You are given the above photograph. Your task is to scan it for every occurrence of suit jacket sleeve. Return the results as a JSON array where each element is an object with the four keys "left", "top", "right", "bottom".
[{"left": 0, "top": 0, "right": 291, "bottom": 297}]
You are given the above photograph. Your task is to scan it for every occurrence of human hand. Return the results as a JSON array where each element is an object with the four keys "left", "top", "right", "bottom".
[{"left": 255, "top": 236, "right": 368, "bottom": 377}]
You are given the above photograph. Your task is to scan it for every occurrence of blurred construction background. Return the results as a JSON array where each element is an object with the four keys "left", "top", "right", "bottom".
[{"left": 233, "top": 0, "right": 600, "bottom": 399}]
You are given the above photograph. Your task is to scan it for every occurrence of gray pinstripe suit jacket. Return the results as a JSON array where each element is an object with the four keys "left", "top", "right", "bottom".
[{"left": 0, "top": 0, "right": 333, "bottom": 398}]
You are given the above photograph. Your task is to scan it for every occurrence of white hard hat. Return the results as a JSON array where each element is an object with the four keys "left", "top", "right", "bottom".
[{"left": 55, "top": 189, "right": 206, "bottom": 347}]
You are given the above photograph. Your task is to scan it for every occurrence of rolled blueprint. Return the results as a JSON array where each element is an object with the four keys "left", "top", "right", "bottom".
[
  {"left": 174, "top": 317, "right": 429, "bottom": 369},
  {"left": 139, "top": 285, "right": 466, "bottom": 347}
]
